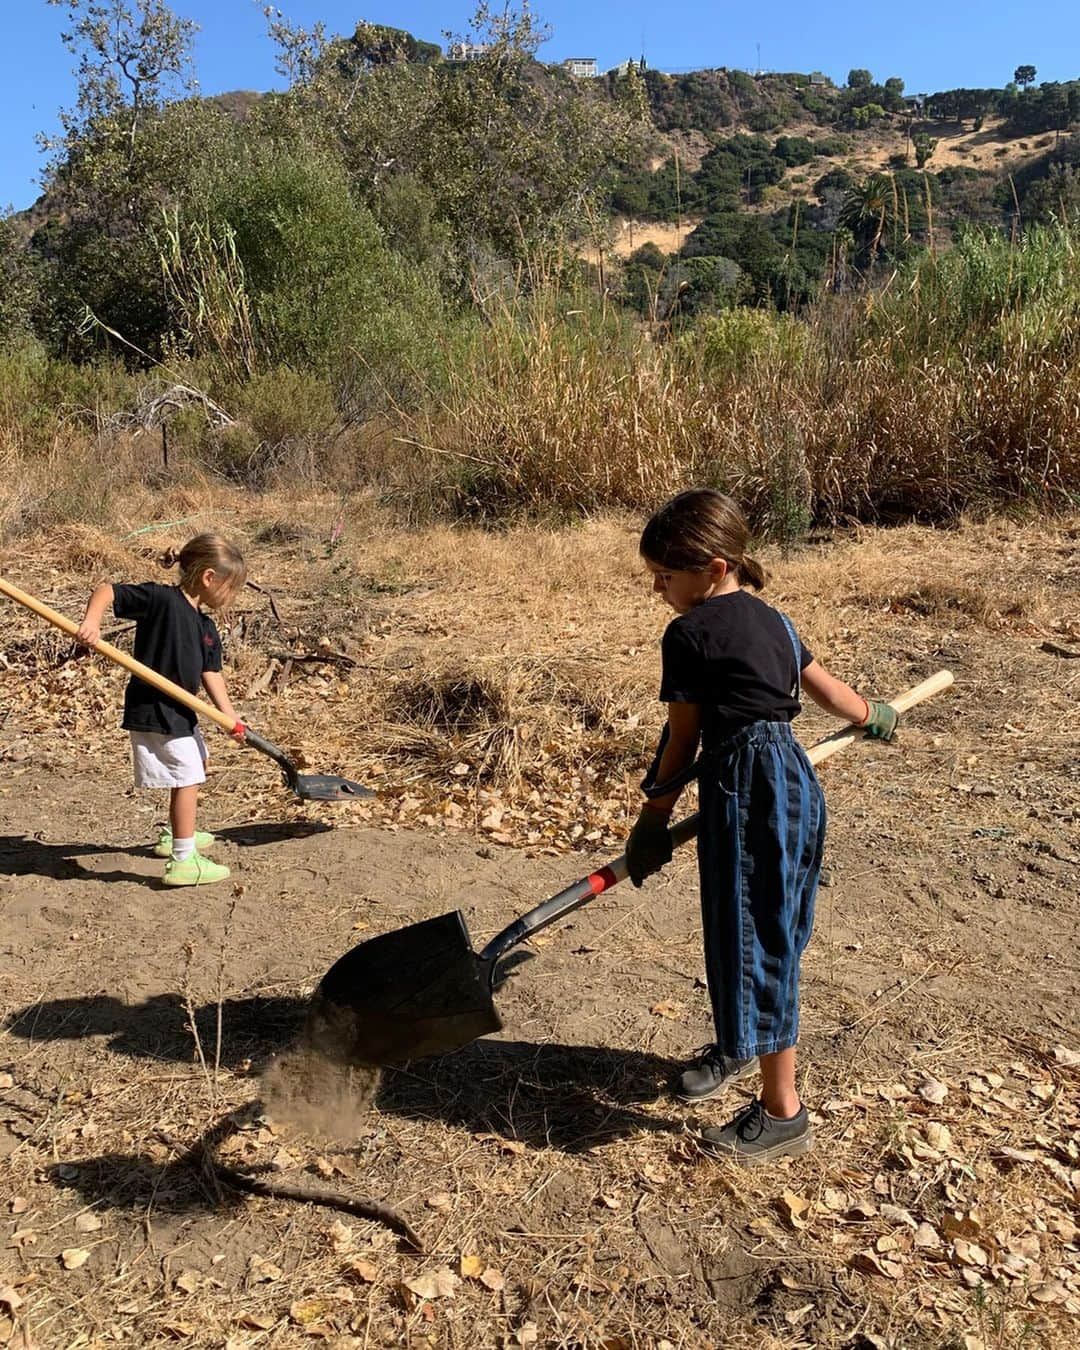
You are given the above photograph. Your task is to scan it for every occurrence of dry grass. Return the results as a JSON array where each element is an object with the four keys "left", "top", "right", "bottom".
[{"left": 2, "top": 493, "right": 1079, "bottom": 1348}]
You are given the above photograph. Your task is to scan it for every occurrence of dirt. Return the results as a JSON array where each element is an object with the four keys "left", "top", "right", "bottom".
[{"left": 1, "top": 510, "right": 1079, "bottom": 1347}]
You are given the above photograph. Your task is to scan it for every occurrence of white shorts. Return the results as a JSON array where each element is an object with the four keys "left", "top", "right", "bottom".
[{"left": 130, "top": 728, "right": 208, "bottom": 789}]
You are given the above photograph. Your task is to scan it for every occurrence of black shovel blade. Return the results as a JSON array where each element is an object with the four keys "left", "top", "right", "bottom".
[
  {"left": 317, "top": 911, "right": 501, "bottom": 1064},
  {"left": 294, "top": 774, "right": 376, "bottom": 802}
]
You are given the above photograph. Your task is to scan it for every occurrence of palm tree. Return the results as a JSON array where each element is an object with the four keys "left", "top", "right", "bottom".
[{"left": 838, "top": 173, "right": 897, "bottom": 263}]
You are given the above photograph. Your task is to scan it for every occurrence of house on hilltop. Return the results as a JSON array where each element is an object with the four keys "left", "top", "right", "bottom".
[
  {"left": 563, "top": 57, "right": 598, "bottom": 78},
  {"left": 446, "top": 41, "right": 490, "bottom": 62}
]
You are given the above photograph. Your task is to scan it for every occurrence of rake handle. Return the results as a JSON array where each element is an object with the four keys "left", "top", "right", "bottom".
[
  {"left": 0, "top": 575, "right": 242, "bottom": 736},
  {"left": 479, "top": 669, "right": 954, "bottom": 963}
]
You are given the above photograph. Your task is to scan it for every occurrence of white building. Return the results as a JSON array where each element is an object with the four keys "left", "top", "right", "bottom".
[
  {"left": 447, "top": 41, "right": 490, "bottom": 62},
  {"left": 562, "top": 57, "right": 599, "bottom": 78}
]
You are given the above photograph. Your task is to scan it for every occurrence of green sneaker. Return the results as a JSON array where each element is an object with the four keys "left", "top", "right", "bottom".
[
  {"left": 154, "top": 828, "right": 215, "bottom": 858},
  {"left": 162, "top": 851, "right": 231, "bottom": 887}
]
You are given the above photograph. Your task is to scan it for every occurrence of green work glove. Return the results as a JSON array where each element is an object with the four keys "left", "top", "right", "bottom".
[
  {"left": 626, "top": 806, "right": 674, "bottom": 888},
  {"left": 862, "top": 700, "right": 899, "bottom": 741}
]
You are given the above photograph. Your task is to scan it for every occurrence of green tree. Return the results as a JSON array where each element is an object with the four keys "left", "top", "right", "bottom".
[
  {"left": 45, "top": 0, "right": 198, "bottom": 165},
  {"left": 913, "top": 132, "right": 938, "bottom": 168},
  {"left": 847, "top": 69, "right": 873, "bottom": 89},
  {"left": 1014, "top": 64, "right": 1037, "bottom": 90},
  {"left": 839, "top": 172, "right": 896, "bottom": 262}
]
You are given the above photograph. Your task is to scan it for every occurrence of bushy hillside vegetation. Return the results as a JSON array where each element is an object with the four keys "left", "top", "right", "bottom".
[{"left": 2, "top": 2, "right": 1079, "bottom": 536}]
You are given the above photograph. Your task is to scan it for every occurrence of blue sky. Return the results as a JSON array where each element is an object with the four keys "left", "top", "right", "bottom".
[{"left": 3, "top": 1, "right": 1077, "bottom": 211}]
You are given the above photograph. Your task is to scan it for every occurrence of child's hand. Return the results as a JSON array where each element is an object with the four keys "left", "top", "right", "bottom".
[
  {"left": 75, "top": 620, "right": 101, "bottom": 646},
  {"left": 626, "top": 805, "right": 674, "bottom": 887},
  {"left": 862, "top": 700, "right": 899, "bottom": 741}
]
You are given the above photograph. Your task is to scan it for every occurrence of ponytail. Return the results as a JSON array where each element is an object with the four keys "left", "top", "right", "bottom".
[
  {"left": 641, "top": 489, "right": 766, "bottom": 590},
  {"left": 736, "top": 554, "right": 766, "bottom": 590}
]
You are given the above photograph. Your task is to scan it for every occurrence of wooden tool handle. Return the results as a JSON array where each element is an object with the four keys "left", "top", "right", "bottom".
[
  {"left": 805, "top": 668, "right": 954, "bottom": 769},
  {"left": 479, "top": 668, "right": 956, "bottom": 961},
  {"left": 0, "top": 575, "right": 239, "bottom": 735}
]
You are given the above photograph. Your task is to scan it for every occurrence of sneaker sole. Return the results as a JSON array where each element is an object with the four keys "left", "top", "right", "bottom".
[
  {"left": 162, "top": 871, "right": 230, "bottom": 887},
  {"left": 676, "top": 1056, "right": 760, "bottom": 1104},
  {"left": 700, "top": 1127, "right": 815, "bottom": 1165}
]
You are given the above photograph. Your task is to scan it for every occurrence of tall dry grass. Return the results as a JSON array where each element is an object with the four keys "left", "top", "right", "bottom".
[{"left": 2, "top": 220, "right": 1078, "bottom": 542}]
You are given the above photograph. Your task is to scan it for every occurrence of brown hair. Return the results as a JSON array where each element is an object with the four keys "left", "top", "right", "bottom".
[
  {"left": 639, "top": 489, "right": 766, "bottom": 589},
  {"left": 176, "top": 533, "right": 247, "bottom": 594}
]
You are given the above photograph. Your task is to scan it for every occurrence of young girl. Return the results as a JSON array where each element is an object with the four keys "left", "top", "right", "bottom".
[
  {"left": 626, "top": 489, "right": 897, "bottom": 1163},
  {"left": 77, "top": 533, "right": 247, "bottom": 888}
]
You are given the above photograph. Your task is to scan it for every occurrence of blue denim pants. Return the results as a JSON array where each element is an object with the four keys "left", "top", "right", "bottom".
[{"left": 696, "top": 720, "right": 826, "bottom": 1059}]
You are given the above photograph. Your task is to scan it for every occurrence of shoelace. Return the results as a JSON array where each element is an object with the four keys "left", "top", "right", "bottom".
[{"left": 733, "top": 1099, "right": 769, "bottom": 1143}]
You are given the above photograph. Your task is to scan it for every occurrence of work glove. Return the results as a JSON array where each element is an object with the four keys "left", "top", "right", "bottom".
[
  {"left": 626, "top": 806, "right": 674, "bottom": 888},
  {"left": 862, "top": 700, "right": 899, "bottom": 741}
]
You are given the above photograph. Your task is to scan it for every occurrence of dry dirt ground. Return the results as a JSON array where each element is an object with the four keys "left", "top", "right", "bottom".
[{"left": 1, "top": 502, "right": 1079, "bottom": 1349}]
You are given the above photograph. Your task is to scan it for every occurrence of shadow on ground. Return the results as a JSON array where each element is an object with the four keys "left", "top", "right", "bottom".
[
  {"left": 0, "top": 835, "right": 153, "bottom": 884},
  {"left": 8, "top": 993, "right": 683, "bottom": 1154},
  {"left": 0, "top": 821, "right": 332, "bottom": 881}
]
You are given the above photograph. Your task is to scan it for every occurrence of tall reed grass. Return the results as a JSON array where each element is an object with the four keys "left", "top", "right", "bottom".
[{"left": 2, "top": 220, "right": 1078, "bottom": 541}]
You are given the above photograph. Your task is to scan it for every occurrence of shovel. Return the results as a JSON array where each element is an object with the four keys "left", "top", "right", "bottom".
[
  {"left": 316, "top": 669, "right": 954, "bottom": 1064},
  {"left": 0, "top": 576, "right": 373, "bottom": 803}
]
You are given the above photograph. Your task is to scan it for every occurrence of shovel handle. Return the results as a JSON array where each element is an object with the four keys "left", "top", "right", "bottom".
[
  {"left": 479, "top": 669, "right": 954, "bottom": 964},
  {"left": 0, "top": 575, "right": 242, "bottom": 737}
]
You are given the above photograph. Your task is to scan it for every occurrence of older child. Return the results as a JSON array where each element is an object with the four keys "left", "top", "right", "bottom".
[
  {"left": 626, "top": 489, "right": 897, "bottom": 1163},
  {"left": 77, "top": 533, "right": 247, "bottom": 887}
]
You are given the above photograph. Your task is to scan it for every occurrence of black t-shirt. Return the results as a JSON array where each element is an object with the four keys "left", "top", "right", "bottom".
[
  {"left": 659, "top": 590, "right": 813, "bottom": 747},
  {"left": 111, "top": 583, "right": 223, "bottom": 735}
]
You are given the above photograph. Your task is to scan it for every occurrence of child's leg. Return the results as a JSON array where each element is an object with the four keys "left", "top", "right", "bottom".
[
  {"left": 759, "top": 1046, "right": 801, "bottom": 1119},
  {"left": 170, "top": 785, "right": 199, "bottom": 849}
]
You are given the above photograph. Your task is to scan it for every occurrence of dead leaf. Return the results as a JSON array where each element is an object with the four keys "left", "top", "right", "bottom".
[
  {"left": 0, "top": 1288, "right": 23, "bottom": 1315},
  {"left": 649, "top": 1000, "right": 683, "bottom": 1019},
  {"left": 327, "top": 1219, "right": 353, "bottom": 1252},
  {"left": 313, "top": 1156, "right": 337, "bottom": 1179},
  {"left": 237, "top": 1312, "right": 276, "bottom": 1330},
  {"left": 402, "top": 1268, "right": 459, "bottom": 1301},
  {"left": 778, "top": 1189, "right": 811, "bottom": 1230},
  {"left": 73, "top": 1212, "right": 102, "bottom": 1233},
  {"left": 850, "top": 1249, "right": 903, "bottom": 1279},
  {"left": 459, "top": 1255, "right": 485, "bottom": 1279},
  {"left": 822, "top": 1188, "right": 848, "bottom": 1212},
  {"left": 9, "top": 1198, "right": 27, "bottom": 1216},
  {"left": 1030, "top": 1280, "right": 1068, "bottom": 1304},
  {"left": 599, "top": 1192, "right": 621, "bottom": 1210},
  {"left": 247, "top": 1255, "right": 283, "bottom": 1284},
  {"left": 426, "top": 1192, "right": 452, "bottom": 1210},
  {"left": 290, "top": 1297, "right": 331, "bottom": 1325},
  {"left": 953, "top": 1239, "right": 989, "bottom": 1268},
  {"left": 918, "top": 1076, "right": 949, "bottom": 1105},
  {"left": 346, "top": 1259, "right": 378, "bottom": 1284},
  {"left": 174, "top": 1269, "right": 200, "bottom": 1294},
  {"left": 1052, "top": 1044, "right": 1080, "bottom": 1068},
  {"left": 61, "top": 1247, "right": 91, "bottom": 1271},
  {"left": 924, "top": 1122, "right": 954, "bottom": 1154},
  {"left": 480, "top": 1267, "right": 506, "bottom": 1292},
  {"left": 7, "top": 1231, "right": 37, "bottom": 1249},
  {"left": 0, "top": 1073, "right": 12, "bottom": 1089},
  {"left": 880, "top": 1203, "right": 916, "bottom": 1228},
  {"left": 914, "top": 1222, "right": 940, "bottom": 1248}
]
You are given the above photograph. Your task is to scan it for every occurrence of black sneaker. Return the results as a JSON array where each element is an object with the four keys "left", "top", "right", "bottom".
[
  {"left": 698, "top": 1098, "right": 814, "bottom": 1165},
  {"left": 676, "top": 1045, "right": 759, "bottom": 1102}
]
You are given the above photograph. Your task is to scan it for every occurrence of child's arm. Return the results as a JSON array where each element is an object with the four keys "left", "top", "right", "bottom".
[
  {"left": 801, "top": 660, "right": 897, "bottom": 739},
  {"left": 201, "top": 670, "right": 241, "bottom": 730},
  {"left": 76, "top": 583, "right": 114, "bottom": 646},
  {"left": 643, "top": 702, "right": 702, "bottom": 816},
  {"left": 626, "top": 702, "right": 701, "bottom": 887}
]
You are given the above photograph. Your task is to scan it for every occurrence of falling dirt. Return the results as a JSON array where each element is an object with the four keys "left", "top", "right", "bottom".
[{"left": 260, "top": 995, "right": 382, "bottom": 1141}]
